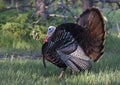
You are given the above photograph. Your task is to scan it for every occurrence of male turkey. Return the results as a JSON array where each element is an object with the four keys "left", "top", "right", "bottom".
[{"left": 42, "top": 7, "right": 106, "bottom": 78}]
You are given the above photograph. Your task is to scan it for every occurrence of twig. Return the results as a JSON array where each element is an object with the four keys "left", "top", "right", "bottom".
[
  {"left": 49, "top": 14, "right": 68, "bottom": 18},
  {"left": 59, "top": 0, "right": 67, "bottom": 23}
]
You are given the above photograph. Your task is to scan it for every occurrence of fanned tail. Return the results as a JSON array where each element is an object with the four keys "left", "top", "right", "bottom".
[{"left": 76, "top": 7, "right": 106, "bottom": 62}]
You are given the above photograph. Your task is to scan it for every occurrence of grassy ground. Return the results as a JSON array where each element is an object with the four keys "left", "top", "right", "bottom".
[{"left": 0, "top": 52, "right": 120, "bottom": 85}]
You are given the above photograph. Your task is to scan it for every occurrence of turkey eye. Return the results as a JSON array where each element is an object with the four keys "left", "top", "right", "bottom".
[
  {"left": 48, "top": 28, "right": 52, "bottom": 31},
  {"left": 49, "top": 28, "right": 53, "bottom": 32}
]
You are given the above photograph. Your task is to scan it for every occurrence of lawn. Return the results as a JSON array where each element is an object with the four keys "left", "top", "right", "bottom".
[{"left": 0, "top": 51, "right": 120, "bottom": 85}]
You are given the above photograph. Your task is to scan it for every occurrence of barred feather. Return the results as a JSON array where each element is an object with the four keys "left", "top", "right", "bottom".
[{"left": 76, "top": 7, "right": 106, "bottom": 61}]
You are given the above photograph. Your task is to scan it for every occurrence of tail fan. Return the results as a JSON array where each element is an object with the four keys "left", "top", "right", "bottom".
[{"left": 76, "top": 7, "right": 106, "bottom": 62}]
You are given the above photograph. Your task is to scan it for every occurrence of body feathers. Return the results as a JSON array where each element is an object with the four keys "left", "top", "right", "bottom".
[{"left": 42, "top": 7, "right": 106, "bottom": 72}]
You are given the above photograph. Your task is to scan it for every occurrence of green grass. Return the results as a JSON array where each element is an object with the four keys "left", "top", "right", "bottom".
[{"left": 0, "top": 53, "right": 120, "bottom": 85}]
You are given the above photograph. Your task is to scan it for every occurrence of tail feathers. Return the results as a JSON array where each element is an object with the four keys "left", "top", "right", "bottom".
[{"left": 76, "top": 7, "right": 106, "bottom": 62}]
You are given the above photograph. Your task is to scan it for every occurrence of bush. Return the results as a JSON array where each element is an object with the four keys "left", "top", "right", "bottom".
[
  {"left": 0, "top": 10, "right": 46, "bottom": 51},
  {"left": 0, "top": 1, "right": 5, "bottom": 10}
]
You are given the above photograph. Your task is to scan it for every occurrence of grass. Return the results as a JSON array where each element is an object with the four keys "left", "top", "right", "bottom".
[
  {"left": 0, "top": 52, "right": 120, "bottom": 85},
  {"left": 0, "top": 7, "right": 120, "bottom": 85}
]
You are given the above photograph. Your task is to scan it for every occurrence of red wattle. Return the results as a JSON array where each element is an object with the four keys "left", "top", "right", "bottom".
[{"left": 44, "top": 36, "right": 48, "bottom": 42}]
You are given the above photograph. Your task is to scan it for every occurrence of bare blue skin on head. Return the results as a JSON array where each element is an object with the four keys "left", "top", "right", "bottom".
[{"left": 45, "top": 26, "right": 56, "bottom": 42}]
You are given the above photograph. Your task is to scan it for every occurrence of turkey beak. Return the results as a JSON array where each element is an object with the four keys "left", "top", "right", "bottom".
[{"left": 44, "top": 36, "right": 48, "bottom": 42}]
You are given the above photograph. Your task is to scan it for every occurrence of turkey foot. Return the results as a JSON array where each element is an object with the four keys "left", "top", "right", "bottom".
[{"left": 58, "top": 68, "right": 66, "bottom": 79}]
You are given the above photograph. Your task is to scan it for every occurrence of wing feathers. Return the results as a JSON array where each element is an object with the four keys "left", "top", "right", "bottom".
[
  {"left": 57, "top": 49, "right": 91, "bottom": 72},
  {"left": 70, "top": 57, "right": 92, "bottom": 71}
]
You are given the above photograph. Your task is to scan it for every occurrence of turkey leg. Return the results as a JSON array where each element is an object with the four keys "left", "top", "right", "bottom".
[{"left": 58, "top": 68, "right": 66, "bottom": 79}]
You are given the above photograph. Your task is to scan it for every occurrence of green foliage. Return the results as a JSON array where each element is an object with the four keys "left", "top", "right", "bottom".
[
  {"left": 103, "top": 9, "right": 120, "bottom": 30},
  {"left": 105, "top": 35, "right": 120, "bottom": 52},
  {"left": 0, "top": 0, "right": 5, "bottom": 10},
  {"left": 105, "top": 9, "right": 120, "bottom": 23},
  {"left": 0, "top": 10, "right": 47, "bottom": 50}
]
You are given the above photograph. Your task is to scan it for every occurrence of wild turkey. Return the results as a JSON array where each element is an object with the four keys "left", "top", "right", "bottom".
[{"left": 42, "top": 7, "right": 106, "bottom": 78}]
